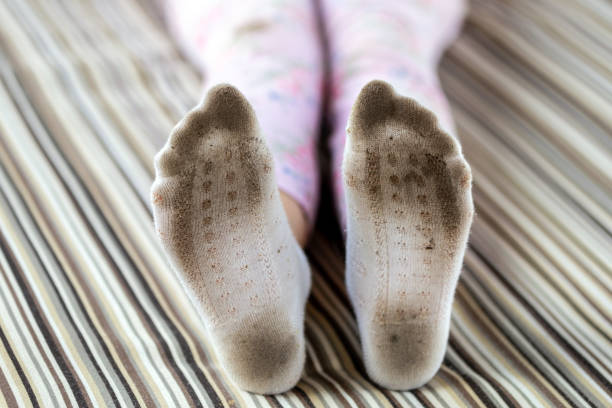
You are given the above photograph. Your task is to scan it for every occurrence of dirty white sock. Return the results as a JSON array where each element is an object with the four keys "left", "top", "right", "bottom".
[
  {"left": 342, "top": 80, "right": 474, "bottom": 390},
  {"left": 151, "top": 84, "right": 311, "bottom": 394}
]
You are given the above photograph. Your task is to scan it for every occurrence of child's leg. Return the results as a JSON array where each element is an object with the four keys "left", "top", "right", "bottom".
[
  {"left": 164, "top": 0, "right": 323, "bottom": 241},
  {"left": 325, "top": 0, "right": 474, "bottom": 389},
  {"left": 153, "top": 0, "right": 322, "bottom": 394}
]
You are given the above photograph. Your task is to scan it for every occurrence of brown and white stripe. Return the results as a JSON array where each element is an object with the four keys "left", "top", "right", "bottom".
[{"left": 0, "top": 0, "right": 610, "bottom": 406}]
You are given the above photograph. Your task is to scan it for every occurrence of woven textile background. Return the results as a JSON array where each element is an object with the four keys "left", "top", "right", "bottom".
[{"left": 0, "top": 0, "right": 610, "bottom": 406}]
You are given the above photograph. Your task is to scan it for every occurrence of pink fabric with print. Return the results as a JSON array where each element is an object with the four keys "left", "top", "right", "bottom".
[{"left": 164, "top": 0, "right": 466, "bottom": 227}]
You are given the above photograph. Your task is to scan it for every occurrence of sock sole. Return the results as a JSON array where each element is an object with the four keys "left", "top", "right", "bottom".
[
  {"left": 151, "top": 84, "right": 306, "bottom": 394},
  {"left": 344, "top": 80, "right": 473, "bottom": 390}
]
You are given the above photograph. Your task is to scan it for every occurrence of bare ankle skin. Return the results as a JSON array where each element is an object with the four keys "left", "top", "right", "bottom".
[{"left": 280, "top": 191, "right": 309, "bottom": 247}]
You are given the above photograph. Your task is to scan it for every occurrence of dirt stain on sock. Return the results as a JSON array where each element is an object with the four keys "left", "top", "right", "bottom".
[
  {"left": 369, "top": 306, "right": 446, "bottom": 387},
  {"left": 420, "top": 153, "right": 460, "bottom": 236},
  {"left": 154, "top": 167, "right": 204, "bottom": 304},
  {"left": 352, "top": 81, "right": 396, "bottom": 135},
  {"left": 205, "top": 85, "right": 256, "bottom": 133},
  {"left": 404, "top": 171, "right": 425, "bottom": 188},
  {"left": 424, "top": 238, "right": 435, "bottom": 250},
  {"left": 221, "top": 309, "right": 302, "bottom": 392},
  {"left": 365, "top": 147, "right": 382, "bottom": 205}
]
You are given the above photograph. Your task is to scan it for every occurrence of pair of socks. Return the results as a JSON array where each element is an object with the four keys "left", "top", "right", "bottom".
[{"left": 151, "top": 80, "right": 473, "bottom": 393}]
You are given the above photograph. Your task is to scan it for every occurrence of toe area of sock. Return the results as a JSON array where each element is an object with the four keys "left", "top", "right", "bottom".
[
  {"left": 203, "top": 83, "right": 258, "bottom": 134},
  {"left": 348, "top": 79, "right": 447, "bottom": 146},
  {"left": 361, "top": 320, "right": 449, "bottom": 390},
  {"left": 349, "top": 80, "right": 396, "bottom": 137},
  {"left": 214, "top": 311, "right": 305, "bottom": 394},
  {"left": 153, "top": 83, "right": 260, "bottom": 177}
]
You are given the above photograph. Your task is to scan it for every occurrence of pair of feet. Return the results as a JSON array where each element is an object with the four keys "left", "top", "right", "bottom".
[{"left": 151, "top": 80, "right": 473, "bottom": 394}]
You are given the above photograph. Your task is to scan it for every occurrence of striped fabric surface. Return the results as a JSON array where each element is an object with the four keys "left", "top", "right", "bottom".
[{"left": 0, "top": 0, "right": 610, "bottom": 406}]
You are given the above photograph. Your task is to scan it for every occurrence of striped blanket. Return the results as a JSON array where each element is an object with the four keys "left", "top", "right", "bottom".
[{"left": 0, "top": 0, "right": 610, "bottom": 406}]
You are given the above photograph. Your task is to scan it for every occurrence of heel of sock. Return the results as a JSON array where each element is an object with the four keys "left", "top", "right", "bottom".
[
  {"left": 361, "top": 315, "right": 450, "bottom": 390},
  {"left": 213, "top": 307, "right": 306, "bottom": 394}
]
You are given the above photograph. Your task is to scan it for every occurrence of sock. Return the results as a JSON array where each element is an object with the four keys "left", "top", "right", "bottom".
[
  {"left": 151, "top": 84, "right": 311, "bottom": 394},
  {"left": 342, "top": 80, "right": 473, "bottom": 389}
]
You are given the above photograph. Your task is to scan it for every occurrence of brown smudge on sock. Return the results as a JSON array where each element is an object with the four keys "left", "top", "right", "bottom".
[
  {"left": 239, "top": 147, "right": 252, "bottom": 162},
  {"left": 157, "top": 85, "right": 256, "bottom": 176},
  {"left": 220, "top": 309, "right": 302, "bottom": 393},
  {"left": 351, "top": 80, "right": 396, "bottom": 135},
  {"left": 420, "top": 211, "right": 432, "bottom": 225},
  {"left": 368, "top": 305, "right": 446, "bottom": 388},
  {"left": 408, "top": 153, "right": 419, "bottom": 167},
  {"left": 365, "top": 147, "right": 381, "bottom": 206},
  {"left": 204, "top": 160, "right": 214, "bottom": 175},
  {"left": 420, "top": 153, "right": 460, "bottom": 236},
  {"left": 152, "top": 166, "right": 205, "bottom": 314},
  {"left": 394, "top": 95, "right": 439, "bottom": 138},
  {"left": 404, "top": 171, "right": 425, "bottom": 188},
  {"left": 241, "top": 144, "right": 264, "bottom": 210},
  {"left": 204, "top": 84, "right": 257, "bottom": 133},
  {"left": 425, "top": 238, "right": 435, "bottom": 250}
]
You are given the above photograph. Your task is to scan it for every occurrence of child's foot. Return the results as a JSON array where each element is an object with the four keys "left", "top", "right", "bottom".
[
  {"left": 342, "top": 80, "right": 473, "bottom": 389},
  {"left": 151, "top": 84, "right": 311, "bottom": 394}
]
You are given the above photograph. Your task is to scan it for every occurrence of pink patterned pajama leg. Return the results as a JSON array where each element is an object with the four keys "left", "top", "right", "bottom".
[
  {"left": 323, "top": 0, "right": 467, "bottom": 228},
  {"left": 164, "top": 0, "right": 323, "bottom": 224}
]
